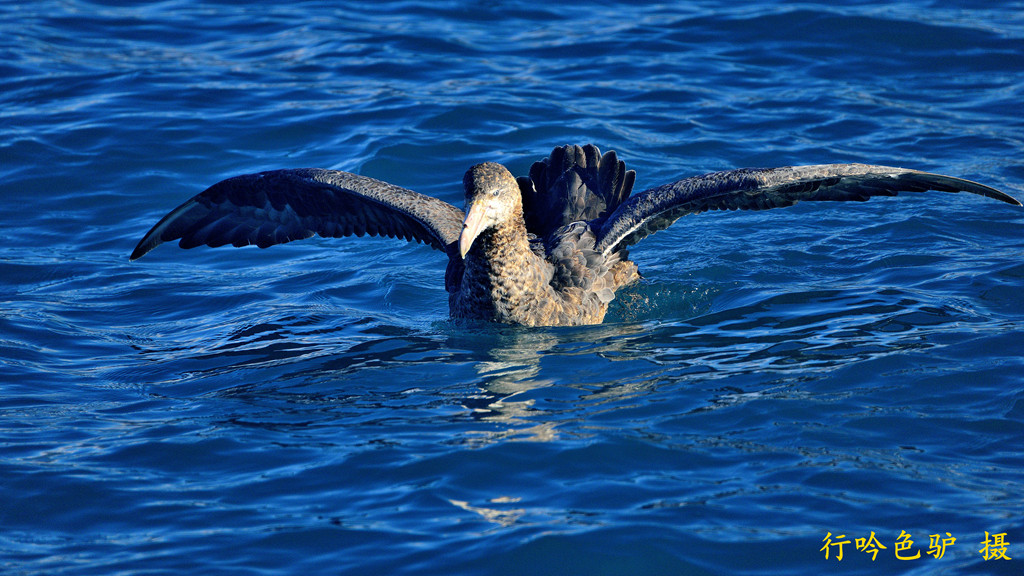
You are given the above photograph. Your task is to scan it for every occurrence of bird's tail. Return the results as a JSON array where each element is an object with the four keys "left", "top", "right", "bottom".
[{"left": 517, "top": 144, "right": 636, "bottom": 239}]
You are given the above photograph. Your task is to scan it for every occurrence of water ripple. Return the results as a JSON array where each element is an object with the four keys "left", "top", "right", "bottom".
[{"left": 3, "top": 1, "right": 1024, "bottom": 574}]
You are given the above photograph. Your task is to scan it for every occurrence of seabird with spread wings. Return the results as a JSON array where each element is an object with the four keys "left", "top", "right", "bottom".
[{"left": 131, "top": 144, "right": 1020, "bottom": 326}]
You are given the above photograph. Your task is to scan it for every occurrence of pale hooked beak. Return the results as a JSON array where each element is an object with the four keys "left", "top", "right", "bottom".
[{"left": 459, "top": 200, "right": 489, "bottom": 259}]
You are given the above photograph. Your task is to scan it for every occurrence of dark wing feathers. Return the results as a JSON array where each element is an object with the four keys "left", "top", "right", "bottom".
[
  {"left": 596, "top": 163, "right": 1020, "bottom": 255},
  {"left": 517, "top": 144, "right": 635, "bottom": 238},
  {"left": 130, "top": 168, "right": 465, "bottom": 260}
]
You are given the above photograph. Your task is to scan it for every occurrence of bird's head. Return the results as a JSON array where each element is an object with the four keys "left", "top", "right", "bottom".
[{"left": 459, "top": 162, "right": 521, "bottom": 259}]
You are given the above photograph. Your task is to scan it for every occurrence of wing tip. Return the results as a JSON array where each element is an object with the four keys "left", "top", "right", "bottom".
[
  {"left": 987, "top": 192, "right": 1022, "bottom": 207},
  {"left": 993, "top": 191, "right": 1023, "bottom": 207},
  {"left": 128, "top": 196, "right": 203, "bottom": 261},
  {"left": 128, "top": 245, "right": 147, "bottom": 261},
  {"left": 909, "top": 170, "right": 1022, "bottom": 206},
  {"left": 129, "top": 228, "right": 166, "bottom": 261}
]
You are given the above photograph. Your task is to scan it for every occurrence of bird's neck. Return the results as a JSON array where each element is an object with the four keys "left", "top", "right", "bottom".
[
  {"left": 455, "top": 203, "right": 559, "bottom": 324},
  {"left": 466, "top": 203, "right": 532, "bottom": 271}
]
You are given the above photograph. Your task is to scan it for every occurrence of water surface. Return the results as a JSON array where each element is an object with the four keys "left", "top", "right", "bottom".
[{"left": 2, "top": 1, "right": 1023, "bottom": 574}]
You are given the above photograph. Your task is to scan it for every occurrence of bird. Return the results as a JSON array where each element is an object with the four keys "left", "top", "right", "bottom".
[{"left": 130, "top": 144, "right": 1020, "bottom": 327}]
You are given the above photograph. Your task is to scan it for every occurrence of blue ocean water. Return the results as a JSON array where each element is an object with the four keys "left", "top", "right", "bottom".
[{"left": 2, "top": 1, "right": 1023, "bottom": 574}]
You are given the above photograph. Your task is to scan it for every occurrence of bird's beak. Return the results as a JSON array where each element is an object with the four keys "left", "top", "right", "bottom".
[{"left": 459, "top": 200, "right": 488, "bottom": 259}]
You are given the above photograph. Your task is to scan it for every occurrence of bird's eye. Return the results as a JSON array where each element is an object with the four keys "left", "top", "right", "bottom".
[{"left": 491, "top": 189, "right": 500, "bottom": 197}]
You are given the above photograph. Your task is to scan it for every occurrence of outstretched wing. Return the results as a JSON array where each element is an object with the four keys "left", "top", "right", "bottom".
[
  {"left": 130, "top": 168, "right": 465, "bottom": 260},
  {"left": 595, "top": 163, "right": 1020, "bottom": 255}
]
